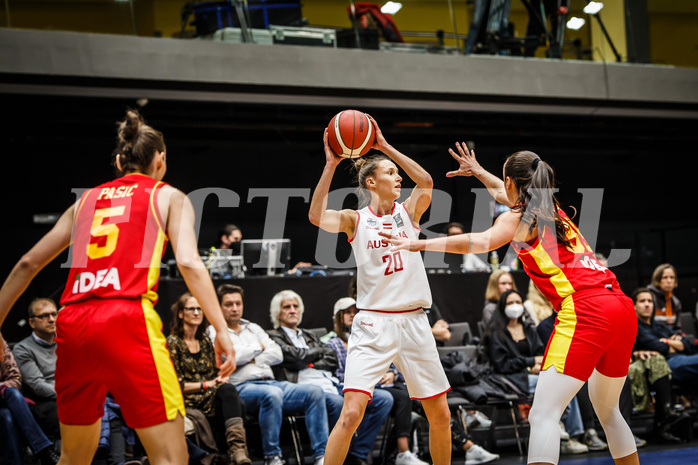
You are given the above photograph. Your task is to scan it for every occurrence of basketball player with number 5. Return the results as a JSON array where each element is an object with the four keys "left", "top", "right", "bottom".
[
  {"left": 309, "top": 115, "right": 452, "bottom": 465},
  {"left": 0, "top": 109, "right": 235, "bottom": 465}
]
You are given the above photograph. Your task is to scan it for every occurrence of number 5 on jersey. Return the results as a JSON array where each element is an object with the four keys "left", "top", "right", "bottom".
[
  {"left": 382, "top": 251, "right": 404, "bottom": 276},
  {"left": 88, "top": 206, "right": 127, "bottom": 259}
]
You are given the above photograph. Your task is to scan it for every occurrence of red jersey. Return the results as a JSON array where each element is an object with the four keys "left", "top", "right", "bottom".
[
  {"left": 60, "top": 173, "right": 169, "bottom": 306},
  {"left": 511, "top": 209, "right": 619, "bottom": 311}
]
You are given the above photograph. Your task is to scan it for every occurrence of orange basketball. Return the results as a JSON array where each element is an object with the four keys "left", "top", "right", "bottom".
[{"left": 327, "top": 110, "right": 375, "bottom": 159}]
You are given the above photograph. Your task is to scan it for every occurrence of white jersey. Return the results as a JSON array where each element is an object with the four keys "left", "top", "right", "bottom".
[{"left": 350, "top": 202, "right": 432, "bottom": 312}]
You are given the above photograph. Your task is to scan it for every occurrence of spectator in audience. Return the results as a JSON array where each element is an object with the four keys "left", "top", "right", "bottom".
[
  {"left": 647, "top": 264, "right": 682, "bottom": 330},
  {"left": 481, "top": 270, "right": 531, "bottom": 327},
  {"left": 1, "top": 336, "right": 60, "bottom": 465},
  {"left": 168, "top": 292, "right": 251, "bottom": 465},
  {"left": 627, "top": 349, "right": 680, "bottom": 444},
  {"left": 486, "top": 290, "right": 588, "bottom": 455},
  {"left": 208, "top": 284, "right": 328, "bottom": 465},
  {"left": 13, "top": 297, "right": 60, "bottom": 440},
  {"left": 267, "top": 290, "right": 393, "bottom": 465},
  {"left": 444, "top": 222, "right": 465, "bottom": 237},
  {"left": 425, "top": 304, "right": 452, "bottom": 346},
  {"left": 327, "top": 297, "right": 428, "bottom": 465},
  {"left": 217, "top": 224, "right": 243, "bottom": 251},
  {"left": 523, "top": 280, "right": 553, "bottom": 326},
  {"left": 633, "top": 287, "right": 698, "bottom": 385}
]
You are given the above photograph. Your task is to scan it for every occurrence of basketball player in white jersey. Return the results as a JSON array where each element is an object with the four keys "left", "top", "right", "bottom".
[{"left": 309, "top": 116, "right": 451, "bottom": 465}]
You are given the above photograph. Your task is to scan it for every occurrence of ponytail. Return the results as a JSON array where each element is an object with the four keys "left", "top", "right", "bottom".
[
  {"left": 112, "top": 109, "right": 165, "bottom": 176},
  {"left": 505, "top": 151, "right": 573, "bottom": 249}
]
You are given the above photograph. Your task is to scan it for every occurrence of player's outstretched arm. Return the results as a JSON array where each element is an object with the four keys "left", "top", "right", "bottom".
[
  {"left": 163, "top": 186, "right": 236, "bottom": 378},
  {"left": 379, "top": 210, "right": 521, "bottom": 254},
  {"left": 309, "top": 129, "right": 357, "bottom": 235},
  {"left": 0, "top": 205, "right": 74, "bottom": 332},
  {"left": 447, "top": 142, "right": 511, "bottom": 207},
  {"left": 368, "top": 115, "right": 433, "bottom": 221}
]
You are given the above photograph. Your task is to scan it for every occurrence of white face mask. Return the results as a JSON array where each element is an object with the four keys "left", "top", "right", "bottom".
[{"left": 505, "top": 304, "right": 525, "bottom": 320}]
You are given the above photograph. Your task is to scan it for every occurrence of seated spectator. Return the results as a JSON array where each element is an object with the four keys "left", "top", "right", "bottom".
[
  {"left": 486, "top": 290, "right": 587, "bottom": 455},
  {"left": 1, "top": 335, "right": 59, "bottom": 465},
  {"left": 207, "top": 284, "right": 328, "bottom": 465},
  {"left": 13, "top": 297, "right": 60, "bottom": 440},
  {"left": 444, "top": 222, "right": 465, "bottom": 236},
  {"left": 628, "top": 349, "right": 681, "bottom": 444},
  {"left": 480, "top": 270, "right": 532, "bottom": 327},
  {"left": 267, "top": 290, "right": 393, "bottom": 465},
  {"left": 217, "top": 224, "right": 243, "bottom": 251},
  {"left": 424, "top": 304, "right": 451, "bottom": 346},
  {"left": 168, "top": 292, "right": 251, "bottom": 465},
  {"left": 633, "top": 287, "right": 698, "bottom": 385},
  {"left": 647, "top": 263, "right": 682, "bottom": 330},
  {"left": 328, "top": 297, "right": 430, "bottom": 465}
]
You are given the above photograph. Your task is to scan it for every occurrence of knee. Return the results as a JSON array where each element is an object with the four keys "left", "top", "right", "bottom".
[
  {"left": 3, "top": 387, "right": 23, "bottom": 402},
  {"left": 338, "top": 404, "right": 365, "bottom": 431},
  {"left": 262, "top": 387, "right": 284, "bottom": 409},
  {"left": 0, "top": 407, "right": 15, "bottom": 429},
  {"left": 371, "top": 391, "right": 394, "bottom": 414},
  {"left": 305, "top": 385, "right": 325, "bottom": 403}
]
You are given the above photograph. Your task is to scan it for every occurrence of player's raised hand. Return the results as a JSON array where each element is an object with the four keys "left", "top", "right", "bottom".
[
  {"left": 323, "top": 129, "right": 344, "bottom": 166},
  {"left": 366, "top": 115, "right": 389, "bottom": 152},
  {"left": 378, "top": 231, "right": 422, "bottom": 252},
  {"left": 446, "top": 141, "right": 481, "bottom": 178},
  {"left": 214, "top": 333, "right": 236, "bottom": 378}
]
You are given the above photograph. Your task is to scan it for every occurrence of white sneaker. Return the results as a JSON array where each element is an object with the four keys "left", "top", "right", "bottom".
[
  {"left": 395, "top": 450, "right": 429, "bottom": 465},
  {"left": 558, "top": 421, "right": 570, "bottom": 441},
  {"left": 560, "top": 438, "right": 589, "bottom": 455},
  {"left": 464, "top": 445, "right": 499, "bottom": 465},
  {"left": 465, "top": 410, "right": 492, "bottom": 429},
  {"left": 314, "top": 456, "right": 324, "bottom": 465},
  {"left": 264, "top": 456, "right": 285, "bottom": 465}
]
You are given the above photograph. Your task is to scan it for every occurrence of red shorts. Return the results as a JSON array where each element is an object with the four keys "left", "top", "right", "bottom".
[
  {"left": 542, "top": 287, "right": 637, "bottom": 381},
  {"left": 55, "top": 297, "right": 184, "bottom": 428}
]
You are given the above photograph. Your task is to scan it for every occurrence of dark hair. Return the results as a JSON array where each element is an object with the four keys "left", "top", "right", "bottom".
[
  {"left": 631, "top": 287, "right": 654, "bottom": 305},
  {"left": 443, "top": 222, "right": 465, "bottom": 235},
  {"left": 216, "top": 283, "right": 245, "bottom": 305},
  {"left": 504, "top": 151, "right": 572, "bottom": 250},
  {"left": 217, "top": 224, "right": 240, "bottom": 246},
  {"left": 113, "top": 109, "right": 166, "bottom": 176},
  {"left": 28, "top": 297, "right": 57, "bottom": 318},
  {"left": 353, "top": 153, "right": 391, "bottom": 205},
  {"left": 484, "top": 289, "right": 524, "bottom": 345},
  {"left": 169, "top": 292, "right": 209, "bottom": 339}
]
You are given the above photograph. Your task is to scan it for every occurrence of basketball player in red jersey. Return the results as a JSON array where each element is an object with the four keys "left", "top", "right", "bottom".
[
  {"left": 309, "top": 116, "right": 452, "bottom": 465},
  {"left": 381, "top": 143, "right": 640, "bottom": 465},
  {"left": 0, "top": 109, "right": 235, "bottom": 465}
]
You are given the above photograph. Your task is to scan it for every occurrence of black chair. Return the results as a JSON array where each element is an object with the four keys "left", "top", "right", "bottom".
[
  {"left": 307, "top": 327, "right": 328, "bottom": 339},
  {"left": 444, "top": 322, "right": 473, "bottom": 347}
]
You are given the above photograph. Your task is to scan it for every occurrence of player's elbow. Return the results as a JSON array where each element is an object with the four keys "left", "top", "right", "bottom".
[
  {"left": 16, "top": 254, "right": 42, "bottom": 276},
  {"left": 308, "top": 211, "right": 321, "bottom": 227},
  {"left": 418, "top": 173, "right": 434, "bottom": 190},
  {"left": 175, "top": 254, "right": 205, "bottom": 271}
]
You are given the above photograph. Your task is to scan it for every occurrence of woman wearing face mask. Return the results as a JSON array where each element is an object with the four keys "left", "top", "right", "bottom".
[{"left": 486, "top": 290, "right": 545, "bottom": 395}]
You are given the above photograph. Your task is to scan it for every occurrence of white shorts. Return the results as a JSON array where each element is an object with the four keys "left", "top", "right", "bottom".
[{"left": 343, "top": 309, "right": 451, "bottom": 400}]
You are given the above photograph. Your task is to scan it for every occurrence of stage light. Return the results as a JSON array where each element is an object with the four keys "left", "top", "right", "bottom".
[
  {"left": 566, "top": 17, "right": 585, "bottom": 31},
  {"left": 381, "top": 2, "right": 402, "bottom": 15},
  {"left": 583, "top": 2, "right": 603, "bottom": 15}
]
